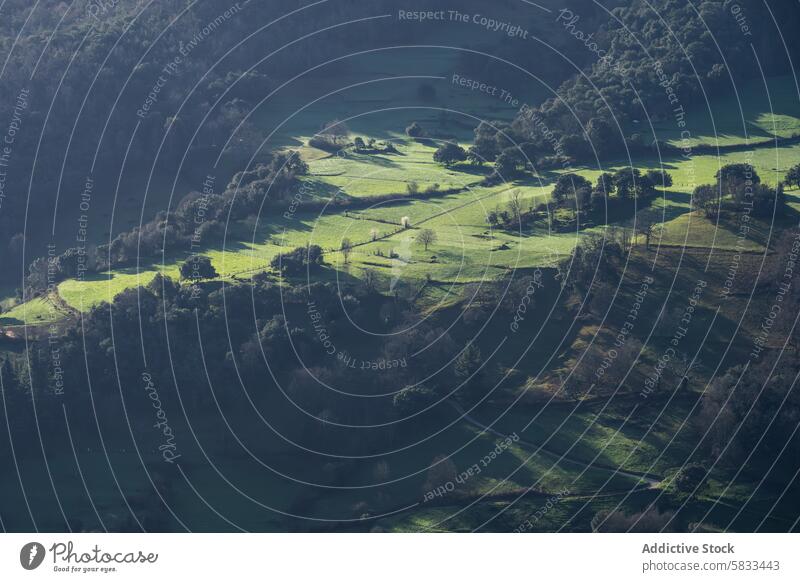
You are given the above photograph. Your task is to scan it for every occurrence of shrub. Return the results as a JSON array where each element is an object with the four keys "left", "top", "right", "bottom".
[{"left": 405, "top": 122, "right": 425, "bottom": 138}]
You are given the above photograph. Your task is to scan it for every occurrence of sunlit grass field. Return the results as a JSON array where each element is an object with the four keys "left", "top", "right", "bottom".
[
  {"left": 0, "top": 296, "right": 62, "bottom": 326},
  {"left": 3, "top": 73, "right": 800, "bottom": 325},
  {"left": 1, "top": 141, "right": 796, "bottom": 321}
]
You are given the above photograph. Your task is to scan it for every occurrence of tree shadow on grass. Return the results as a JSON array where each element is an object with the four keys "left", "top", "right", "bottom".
[
  {"left": 346, "top": 153, "right": 403, "bottom": 169},
  {"left": 447, "top": 163, "right": 494, "bottom": 178},
  {"left": 712, "top": 203, "right": 800, "bottom": 248}
]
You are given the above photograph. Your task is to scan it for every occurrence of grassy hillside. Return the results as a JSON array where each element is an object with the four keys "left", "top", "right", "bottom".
[{"left": 1, "top": 137, "right": 797, "bottom": 322}]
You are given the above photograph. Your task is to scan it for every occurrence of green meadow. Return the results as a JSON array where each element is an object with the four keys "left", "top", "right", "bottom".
[
  {"left": 2, "top": 134, "right": 798, "bottom": 323},
  {"left": 1, "top": 70, "right": 798, "bottom": 533}
]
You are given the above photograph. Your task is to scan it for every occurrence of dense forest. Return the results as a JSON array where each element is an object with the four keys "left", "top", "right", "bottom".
[{"left": 2, "top": 0, "right": 800, "bottom": 533}]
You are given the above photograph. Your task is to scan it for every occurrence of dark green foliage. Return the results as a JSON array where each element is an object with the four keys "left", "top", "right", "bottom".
[
  {"left": 613, "top": 169, "right": 639, "bottom": 199},
  {"left": 454, "top": 343, "right": 483, "bottom": 381},
  {"left": 693, "top": 184, "right": 718, "bottom": 217},
  {"left": 612, "top": 168, "right": 661, "bottom": 199},
  {"left": 674, "top": 463, "right": 708, "bottom": 494},
  {"left": 700, "top": 354, "right": 800, "bottom": 481},
  {"left": 595, "top": 173, "right": 616, "bottom": 196},
  {"left": 645, "top": 170, "right": 673, "bottom": 188},
  {"left": 470, "top": 121, "right": 502, "bottom": 163},
  {"left": 586, "top": 117, "right": 618, "bottom": 156},
  {"left": 147, "top": 273, "right": 181, "bottom": 300},
  {"left": 180, "top": 256, "right": 218, "bottom": 281},
  {"left": 393, "top": 385, "right": 437, "bottom": 414},
  {"left": 433, "top": 143, "right": 467, "bottom": 166},
  {"left": 494, "top": 149, "right": 526, "bottom": 179},
  {"left": 552, "top": 174, "right": 592, "bottom": 205},
  {"left": 785, "top": 164, "right": 800, "bottom": 189},
  {"left": 693, "top": 163, "right": 782, "bottom": 217},
  {"left": 716, "top": 163, "right": 760, "bottom": 202},
  {"left": 405, "top": 122, "right": 425, "bottom": 138},
  {"left": 558, "top": 134, "right": 590, "bottom": 159},
  {"left": 751, "top": 183, "right": 785, "bottom": 217},
  {"left": 509, "top": 0, "right": 796, "bottom": 165},
  {"left": 566, "top": 234, "right": 624, "bottom": 295},
  {"left": 270, "top": 245, "right": 324, "bottom": 275}
]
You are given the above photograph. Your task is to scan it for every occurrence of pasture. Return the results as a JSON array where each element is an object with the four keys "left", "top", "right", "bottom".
[{"left": 1, "top": 134, "right": 798, "bottom": 322}]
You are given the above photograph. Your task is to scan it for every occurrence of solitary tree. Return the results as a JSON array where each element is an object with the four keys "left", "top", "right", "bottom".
[
  {"left": 507, "top": 191, "right": 523, "bottom": 224},
  {"left": 180, "top": 255, "right": 218, "bottom": 280},
  {"left": 340, "top": 238, "right": 353, "bottom": 264},
  {"left": 433, "top": 142, "right": 467, "bottom": 166},
  {"left": 353, "top": 137, "right": 366, "bottom": 150},
  {"left": 784, "top": 163, "right": 800, "bottom": 190},
  {"left": 416, "top": 229, "right": 437, "bottom": 251}
]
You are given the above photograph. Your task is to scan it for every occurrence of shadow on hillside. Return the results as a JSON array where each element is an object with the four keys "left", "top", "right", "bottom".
[
  {"left": 296, "top": 179, "right": 344, "bottom": 201},
  {"left": 713, "top": 203, "right": 800, "bottom": 248},
  {"left": 448, "top": 163, "right": 494, "bottom": 178},
  {"left": 635, "top": 202, "right": 692, "bottom": 226},
  {"left": 347, "top": 153, "right": 402, "bottom": 169}
]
